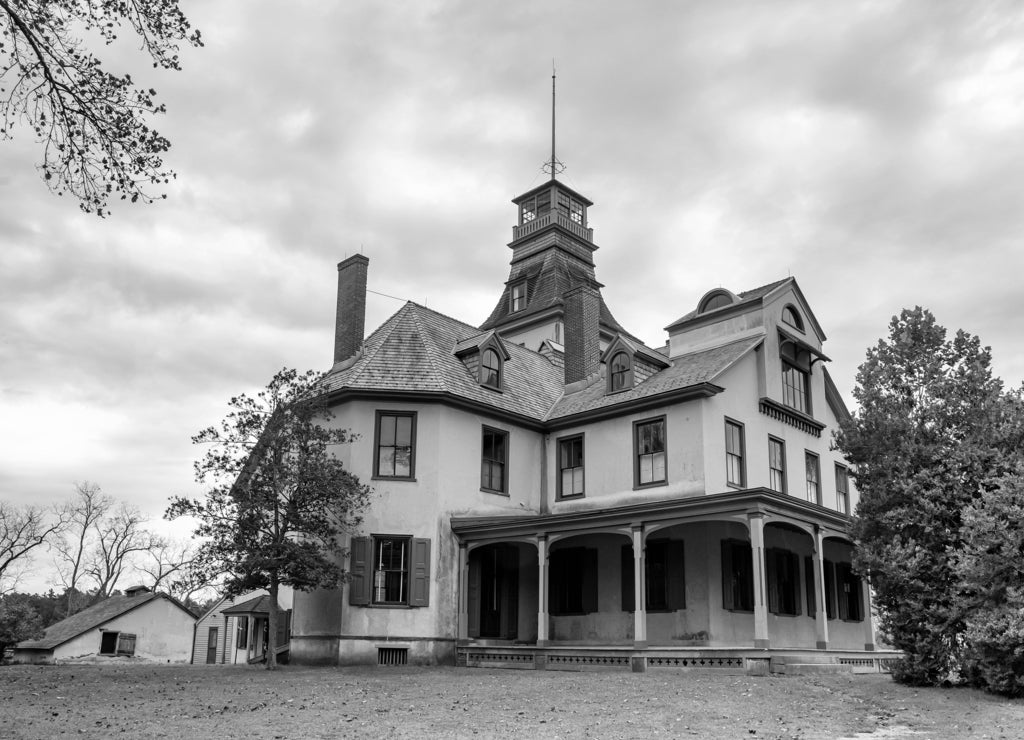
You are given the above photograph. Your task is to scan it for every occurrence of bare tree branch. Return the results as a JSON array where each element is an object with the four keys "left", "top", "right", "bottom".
[{"left": 0, "top": 0, "right": 202, "bottom": 215}]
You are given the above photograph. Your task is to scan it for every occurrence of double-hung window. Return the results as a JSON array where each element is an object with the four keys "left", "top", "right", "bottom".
[
  {"left": 781, "top": 341, "right": 812, "bottom": 414},
  {"left": 558, "top": 435, "right": 584, "bottom": 498},
  {"left": 768, "top": 436, "right": 786, "bottom": 493},
  {"left": 835, "top": 464, "right": 849, "bottom": 514},
  {"left": 481, "top": 427, "right": 508, "bottom": 494},
  {"left": 634, "top": 417, "right": 666, "bottom": 487},
  {"left": 805, "top": 451, "right": 821, "bottom": 504},
  {"left": 374, "top": 411, "right": 415, "bottom": 479},
  {"left": 725, "top": 419, "right": 745, "bottom": 488},
  {"left": 373, "top": 537, "right": 409, "bottom": 605}
]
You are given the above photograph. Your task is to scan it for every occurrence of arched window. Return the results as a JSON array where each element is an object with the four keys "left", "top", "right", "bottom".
[
  {"left": 782, "top": 305, "right": 804, "bottom": 331},
  {"left": 481, "top": 348, "right": 502, "bottom": 389},
  {"left": 699, "top": 291, "right": 733, "bottom": 314},
  {"left": 609, "top": 351, "right": 632, "bottom": 392}
]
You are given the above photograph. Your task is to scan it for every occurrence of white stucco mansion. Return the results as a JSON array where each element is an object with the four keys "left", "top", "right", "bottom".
[{"left": 290, "top": 172, "right": 897, "bottom": 674}]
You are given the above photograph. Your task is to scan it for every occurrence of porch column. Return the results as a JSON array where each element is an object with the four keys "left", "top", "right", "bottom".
[
  {"left": 458, "top": 544, "right": 469, "bottom": 641},
  {"left": 814, "top": 528, "right": 829, "bottom": 650},
  {"left": 537, "top": 535, "right": 549, "bottom": 646},
  {"left": 632, "top": 526, "right": 647, "bottom": 648},
  {"left": 247, "top": 616, "right": 255, "bottom": 661},
  {"left": 862, "top": 576, "right": 875, "bottom": 651},
  {"left": 748, "top": 513, "right": 770, "bottom": 649}
]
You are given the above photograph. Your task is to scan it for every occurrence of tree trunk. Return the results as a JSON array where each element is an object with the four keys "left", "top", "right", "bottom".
[{"left": 266, "top": 576, "right": 278, "bottom": 670}]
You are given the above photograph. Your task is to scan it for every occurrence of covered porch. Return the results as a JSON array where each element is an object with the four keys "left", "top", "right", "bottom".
[
  {"left": 222, "top": 595, "right": 291, "bottom": 665},
  {"left": 451, "top": 488, "right": 898, "bottom": 674}
]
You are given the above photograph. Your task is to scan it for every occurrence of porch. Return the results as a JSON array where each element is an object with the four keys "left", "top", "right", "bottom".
[{"left": 452, "top": 488, "right": 889, "bottom": 675}]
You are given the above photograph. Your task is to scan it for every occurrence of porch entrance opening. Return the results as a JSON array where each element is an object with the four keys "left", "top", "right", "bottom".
[{"left": 469, "top": 543, "right": 522, "bottom": 639}]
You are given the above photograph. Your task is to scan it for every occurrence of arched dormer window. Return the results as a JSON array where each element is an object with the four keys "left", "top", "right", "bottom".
[
  {"left": 782, "top": 305, "right": 804, "bottom": 332},
  {"left": 481, "top": 348, "right": 502, "bottom": 390},
  {"left": 698, "top": 289, "right": 736, "bottom": 314},
  {"left": 608, "top": 351, "right": 633, "bottom": 392}
]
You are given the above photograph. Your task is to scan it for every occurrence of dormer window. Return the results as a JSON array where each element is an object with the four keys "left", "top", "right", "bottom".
[
  {"left": 510, "top": 282, "right": 527, "bottom": 313},
  {"left": 481, "top": 348, "right": 502, "bottom": 389},
  {"left": 782, "top": 305, "right": 804, "bottom": 332},
  {"left": 609, "top": 351, "right": 633, "bottom": 392},
  {"left": 698, "top": 289, "right": 736, "bottom": 314}
]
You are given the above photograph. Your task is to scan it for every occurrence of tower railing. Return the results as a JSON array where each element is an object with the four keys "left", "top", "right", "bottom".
[{"left": 513, "top": 211, "right": 593, "bottom": 243}]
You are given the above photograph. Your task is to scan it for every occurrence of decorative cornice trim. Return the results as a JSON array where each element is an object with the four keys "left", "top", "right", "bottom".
[{"left": 758, "top": 397, "right": 826, "bottom": 437}]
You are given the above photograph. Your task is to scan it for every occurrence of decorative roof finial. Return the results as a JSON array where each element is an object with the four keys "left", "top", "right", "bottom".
[{"left": 543, "top": 60, "right": 565, "bottom": 180}]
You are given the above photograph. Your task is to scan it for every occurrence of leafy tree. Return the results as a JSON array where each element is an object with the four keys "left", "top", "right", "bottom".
[
  {"left": 836, "top": 307, "right": 1007, "bottom": 685},
  {"left": 0, "top": 593, "right": 44, "bottom": 657},
  {"left": 167, "top": 368, "right": 372, "bottom": 670},
  {"left": 0, "top": 0, "right": 202, "bottom": 215},
  {"left": 955, "top": 387, "right": 1024, "bottom": 697}
]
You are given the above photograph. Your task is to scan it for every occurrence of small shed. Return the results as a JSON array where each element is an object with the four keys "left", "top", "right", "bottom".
[{"left": 13, "top": 587, "right": 197, "bottom": 664}]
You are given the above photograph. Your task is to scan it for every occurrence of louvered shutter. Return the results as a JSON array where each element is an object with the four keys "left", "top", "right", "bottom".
[
  {"left": 766, "top": 549, "right": 779, "bottom": 614},
  {"left": 804, "top": 556, "right": 816, "bottom": 617},
  {"left": 621, "top": 545, "right": 634, "bottom": 612},
  {"left": 721, "top": 540, "right": 734, "bottom": 610},
  {"left": 410, "top": 538, "right": 431, "bottom": 607},
  {"left": 666, "top": 540, "right": 686, "bottom": 610},
  {"left": 581, "top": 548, "right": 598, "bottom": 614},
  {"left": 348, "top": 536, "right": 371, "bottom": 605}
]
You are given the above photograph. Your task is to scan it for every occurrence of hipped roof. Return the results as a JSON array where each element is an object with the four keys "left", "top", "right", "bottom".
[{"left": 324, "top": 303, "right": 761, "bottom": 424}]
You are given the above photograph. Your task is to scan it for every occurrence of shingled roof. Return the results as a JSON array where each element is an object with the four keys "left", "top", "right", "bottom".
[
  {"left": 324, "top": 302, "right": 565, "bottom": 422},
  {"left": 546, "top": 335, "right": 762, "bottom": 421},
  {"left": 323, "top": 302, "right": 763, "bottom": 425},
  {"left": 16, "top": 592, "right": 195, "bottom": 651}
]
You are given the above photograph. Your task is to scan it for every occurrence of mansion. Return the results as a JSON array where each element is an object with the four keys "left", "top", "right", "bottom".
[{"left": 290, "top": 173, "right": 893, "bottom": 674}]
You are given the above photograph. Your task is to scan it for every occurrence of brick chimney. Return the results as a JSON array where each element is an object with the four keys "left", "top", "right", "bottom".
[
  {"left": 563, "top": 284, "right": 601, "bottom": 385},
  {"left": 334, "top": 254, "right": 369, "bottom": 364}
]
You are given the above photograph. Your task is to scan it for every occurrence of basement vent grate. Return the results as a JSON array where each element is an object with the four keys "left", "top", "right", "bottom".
[{"left": 378, "top": 647, "right": 408, "bottom": 666}]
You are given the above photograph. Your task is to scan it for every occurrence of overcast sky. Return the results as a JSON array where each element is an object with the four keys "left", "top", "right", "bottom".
[{"left": 2, "top": 1, "right": 1023, "bottom": 588}]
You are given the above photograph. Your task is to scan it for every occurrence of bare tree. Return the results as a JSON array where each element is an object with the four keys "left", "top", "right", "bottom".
[
  {"left": 0, "top": 501, "right": 65, "bottom": 595},
  {"left": 53, "top": 481, "right": 110, "bottom": 614},
  {"left": 84, "top": 502, "right": 155, "bottom": 599},
  {"left": 135, "top": 535, "right": 195, "bottom": 593}
]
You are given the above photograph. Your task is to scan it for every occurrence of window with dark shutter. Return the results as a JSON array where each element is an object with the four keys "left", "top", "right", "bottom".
[
  {"left": 721, "top": 539, "right": 754, "bottom": 612},
  {"left": 767, "top": 548, "right": 800, "bottom": 616},
  {"left": 550, "top": 547, "right": 596, "bottom": 615},
  {"left": 349, "top": 535, "right": 430, "bottom": 607}
]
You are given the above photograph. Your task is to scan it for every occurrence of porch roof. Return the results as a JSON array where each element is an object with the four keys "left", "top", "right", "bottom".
[
  {"left": 450, "top": 488, "right": 851, "bottom": 542},
  {"left": 222, "top": 595, "right": 274, "bottom": 616}
]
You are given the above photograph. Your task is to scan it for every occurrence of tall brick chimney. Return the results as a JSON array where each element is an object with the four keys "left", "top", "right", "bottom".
[
  {"left": 563, "top": 284, "right": 601, "bottom": 385},
  {"left": 334, "top": 254, "right": 369, "bottom": 364}
]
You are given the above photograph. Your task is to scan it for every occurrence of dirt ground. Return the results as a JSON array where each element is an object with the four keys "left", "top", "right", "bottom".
[{"left": 2, "top": 662, "right": 1022, "bottom": 740}]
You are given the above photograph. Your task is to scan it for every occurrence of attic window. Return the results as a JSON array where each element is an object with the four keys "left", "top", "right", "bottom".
[
  {"left": 699, "top": 291, "right": 733, "bottom": 314},
  {"left": 782, "top": 305, "right": 804, "bottom": 332},
  {"left": 481, "top": 348, "right": 502, "bottom": 390},
  {"left": 608, "top": 351, "right": 633, "bottom": 393}
]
